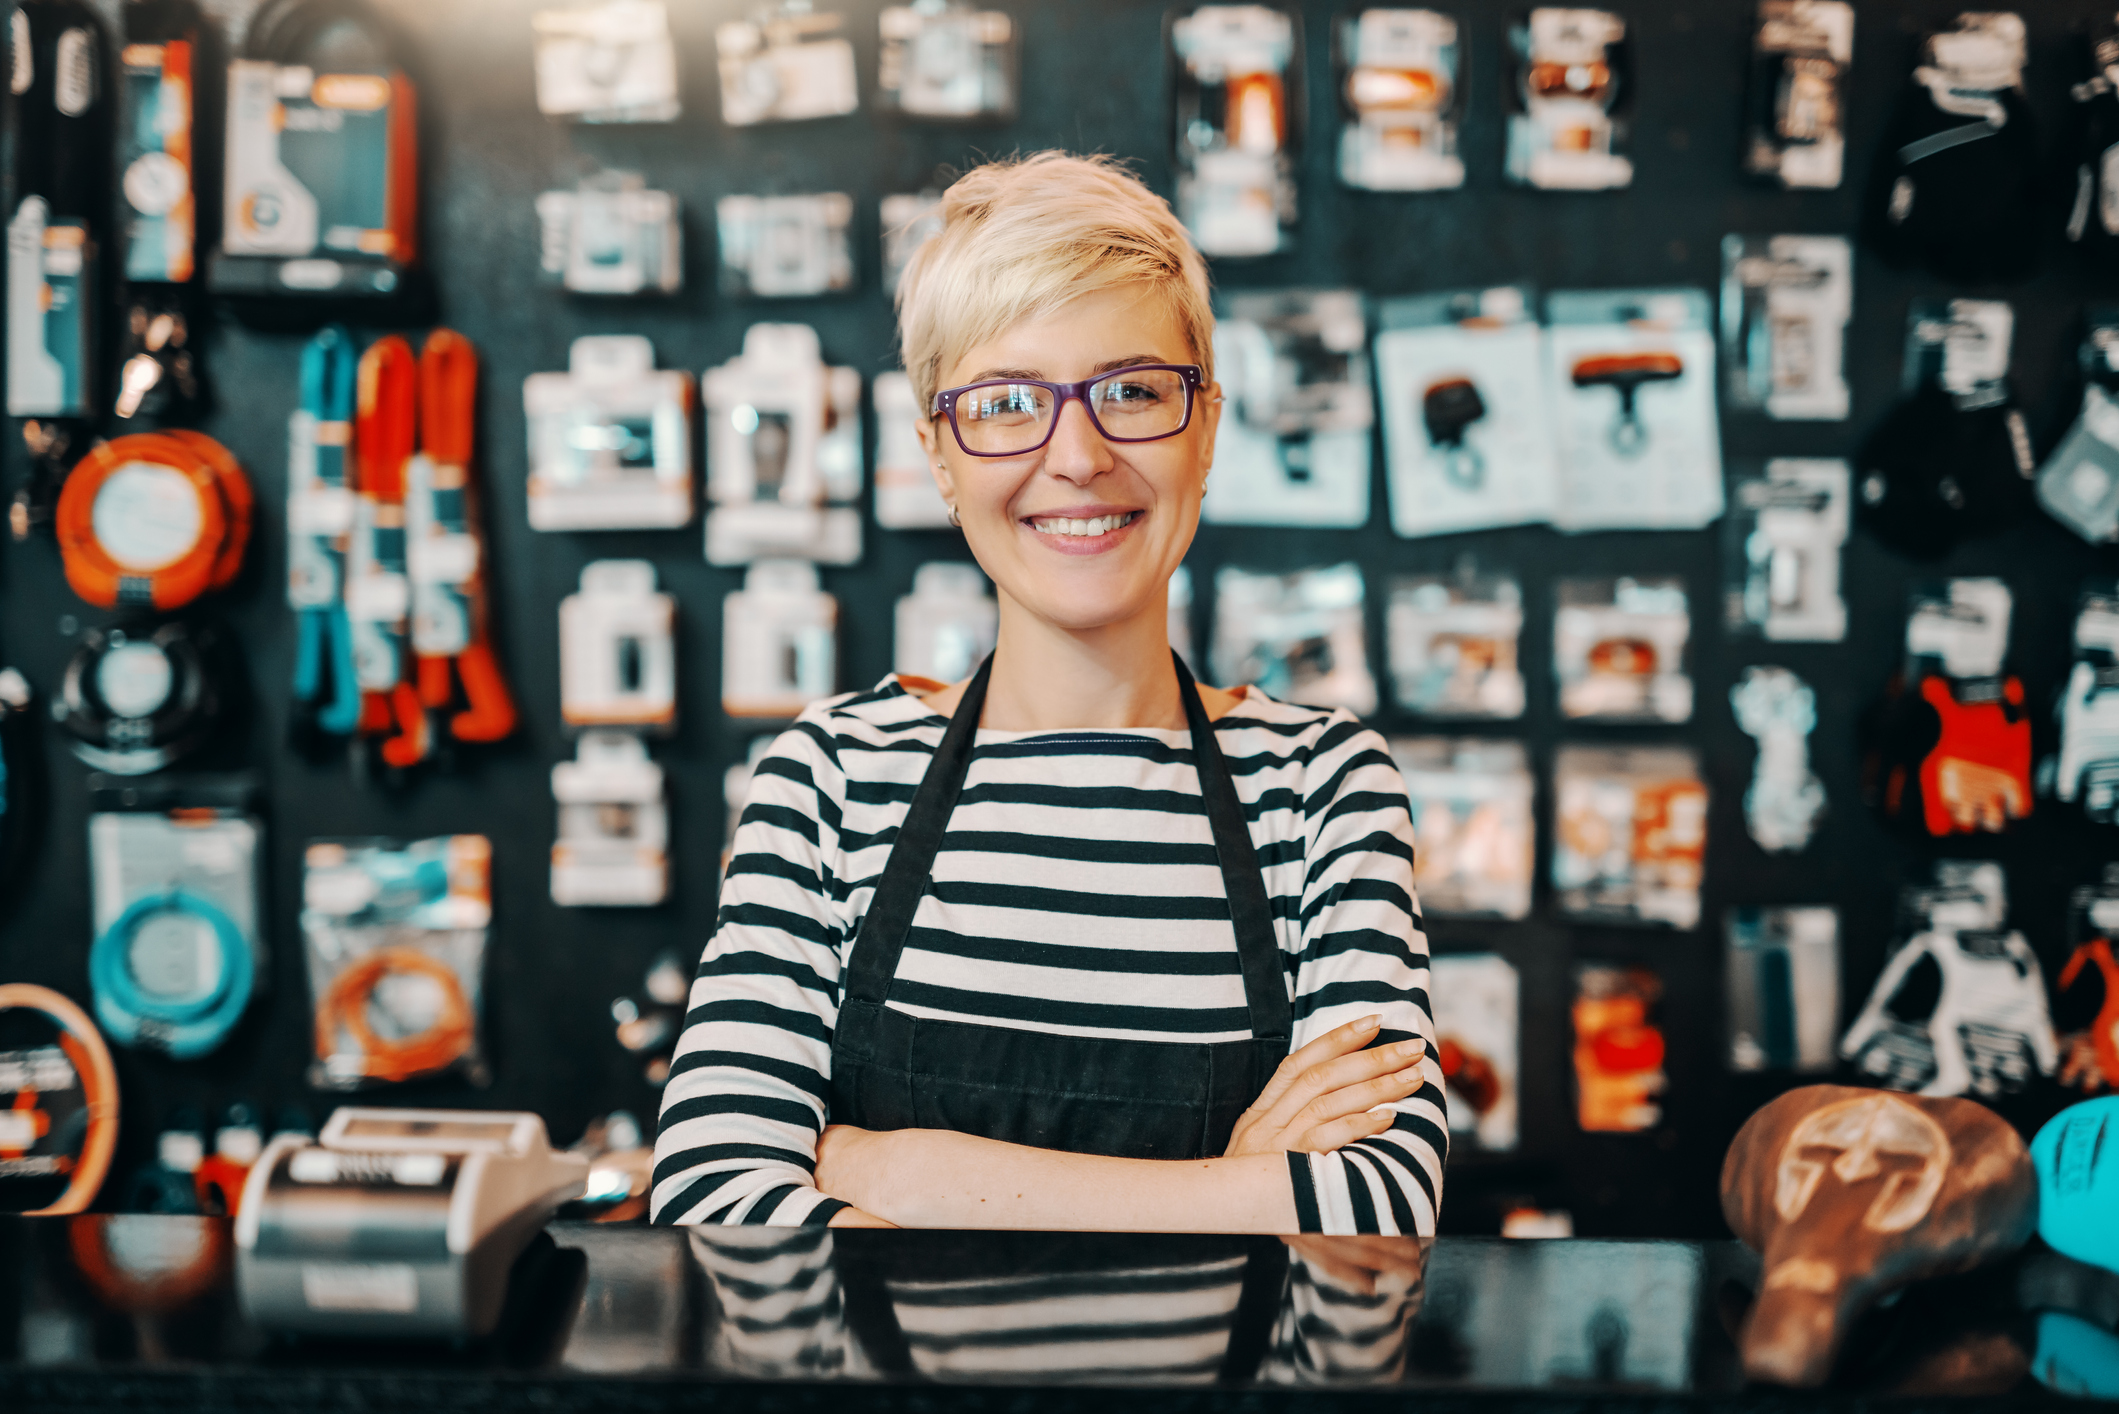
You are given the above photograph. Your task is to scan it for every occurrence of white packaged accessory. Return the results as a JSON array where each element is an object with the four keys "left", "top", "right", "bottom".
[
  {"left": 534, "top": 172, "right": 680, "bottom": 296},
  {"left": 559, "top": 560, "right": 676, "bottom": 733},
  {"left": 531, "top": 0, "right": 679, "bottom": 123},
  {"left": 1385, "top": 569, "right": 1525, "bottom": 719},
  {"left": 1390, "top": 737, "right": 1534, "bottom": 920},
  {"left": 1742, "top": 1, "right": 1853, "bottom": 189},
  {"left": 715, "top": 3, "right": 858, "bottom": 126},
  {"left": 2035, "top": 309, "right": 2119, "bottom": 545},
  {"left": 1204, "top": 289, "right": 1371, "bottom": 528},
  {"left": 1726, "top": 906, "right": 1839, "bottom": 1072},
  {"left": 1171, "top": 4, "right": 1299, "bottom": 258},
  {"left": 1724, "top": 458, "right": 1849, "bottom": 643},
  {"left": 703, "top": 324, "right": 861, "bottom": 566},
  {"left": 877, "top": 2, "right": 1016, "bottom": 120},
  {"left": 894, "top": 563, "right": 996, "bottom": 684},
  {"left": 1553, "top": 744, "right": 1707, "bottom": 929},
  {"left": 1210, "top": 563, "right": 1376, "bottom": 715},
  {"left": 525, "top": 336, "right": 694, "bottom": 531},
  {"left": 879, "top": 190, "right": 943, "bottom": 295},
  {"left": 1730, "top": 665, "right": 1825, "bottom": 853},
  {"left": 723, "top": 561, "right": 837, "bottom": 719},
  {"left": 2049, "top": 583, "right": 2119, "bottom": 823},
  {"left": 715, "top": 194, "right": 854, "bottom": 298},
  {"left": 551, "top": 731, "right": 667, "bottom": 907},
  {"left": 1546, "top": 288, "right": 1722, "bottom": 531},
  {"left": 1430, "top": 953, "right": 1519, "bottom": 1152},
  {"left": 1554, "top": 576, "right": 1692, "bottom": 723},
  {"left": 1375, "top": 286, "right": 1561, "bottom": 537},
  {"left": 1336, "top": 9, "right": 1465, "bottom": 192},
  {"left": 1719, "top": 234, "right": 1851, "bottom": 420},
  {"left": 1506, "top": 8, "right": 1633, "bottom": 191},
  {"left": 872, "top": 371, "right": 951, "bottom": 530}
]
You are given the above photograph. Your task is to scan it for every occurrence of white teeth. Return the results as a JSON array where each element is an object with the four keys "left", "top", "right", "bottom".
[{"left": 1031, "top": 512, "right": 1133, "bottom": 537}]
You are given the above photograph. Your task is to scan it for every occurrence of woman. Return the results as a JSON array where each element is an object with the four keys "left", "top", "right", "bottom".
[{"left": 652, "top": 153, "right": 1444, "bottom": 1234}]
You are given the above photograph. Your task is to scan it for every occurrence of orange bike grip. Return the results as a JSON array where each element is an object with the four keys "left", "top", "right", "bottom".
[
  {"left": 417, "top": 653, "right": 453, "bottom": 710},
  {"left": 419, "top": 329, "right": 477, "bottom": 467},
  {"left": 380, "top": 682, "right": 431, "bottom": 768},
  {"left": 357, "top": 690, "right": 392, "bottom": 736},
  {"left": 356, "top": 336, "right": 418, "bottom": 504},
  {"left": 449, "top": 642, "right": 518, "bottom": 743}
]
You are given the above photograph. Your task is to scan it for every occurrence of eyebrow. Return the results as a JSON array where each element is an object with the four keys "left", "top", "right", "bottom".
[{"left": 958, "top": 355, "right": 1173, "bottom": 384}]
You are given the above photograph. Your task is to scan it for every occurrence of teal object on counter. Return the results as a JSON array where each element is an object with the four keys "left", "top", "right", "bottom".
[
  {"left": 2033, "top": 1311, "right": 2119, "bottom": 1400},
  {"left": 2031, "top": 1097, "right": 2119, "bottom": 1273}
]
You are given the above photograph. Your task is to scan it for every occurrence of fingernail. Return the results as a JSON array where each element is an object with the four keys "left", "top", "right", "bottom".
[
  {"left": 1392, "top": 1039, "right": 1422, "bottom": 1057},
  {"left": 1354, "top": 1015, "right": 1381, "bottom": 1031},
  {"left": 1396, "top": 1067, "right": 1423, "bottom": 1083}
]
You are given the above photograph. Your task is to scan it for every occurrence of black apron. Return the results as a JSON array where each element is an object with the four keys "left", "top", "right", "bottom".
[{"left": 828, "top": 652, "right": 1291, "bottom": 1161}]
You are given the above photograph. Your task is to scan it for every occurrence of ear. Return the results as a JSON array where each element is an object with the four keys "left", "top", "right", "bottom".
[
  {"left": 914, "top": 415, "right": 961, "bottom": 508},
  {"left": 1197, "top": 381, "right": 1225, "bottom": 486}
]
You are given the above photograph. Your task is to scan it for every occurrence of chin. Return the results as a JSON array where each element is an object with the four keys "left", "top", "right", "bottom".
[{"left": 1017, "top": 581, "right": 1160, "bottom": 634}]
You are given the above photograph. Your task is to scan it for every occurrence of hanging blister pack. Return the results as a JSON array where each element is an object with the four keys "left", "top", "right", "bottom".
[
  {"left": 1389, "top": 737, "right": 1534, "bottom": 920},
  {"left": 1719, "top": 235, "right": 1851, "bottom": 421},
  {"left": 1386, "top": 568, "right": 1525, "bottom": 719},
  {"left": 2064, "top": 17, "right": 2119, "bottom": 262},
  {"left": 1336, "top": 9, "right": 1464, "bottom": 191},
  {"left": 1724, "top": 459, "right": 1849, "bottom": 643},
  {"left": 715, "top": 1, "right": 857, "bottom": 126},
  {"left": 1171, "top": 4, "right": 1299, "bottom": 258},
  {"left": 1553, "top": 744, "right": 1707, "bottom": 929},
  {"left": 525, "top": 336, "right": 693, "bottom": 531},
  {"left": 2035, "top": 309, "right": 2119, "bottom": 546},
  {"left": 287, "top": 337, "right": 362, "bottom": 741},
  {"left": 1210, "top": 563, "right": 1377, "bottom": 715},
  {"left": 214, "top": 0, "right": 418, "bottom": 298},
  {"left": 55, "top": 621, "right": 226, "bottom": 775},
  {"left": 879, "top": 190, "right": 941, "bottom": 295},
  {"left": 535, "top": 172, "right": 680, "bottom": 296},
  {"left": 2056, "top": 868, "right": 2119, "bottom": 1093},
  {"left": 1430, "top": 954, "right": 1519, "bottom": 1152},
  {"left": 531, "top": 0, "right": 678, "bottom": 124},
  {"left": 871, "top": 370, "right": 950, "bottom": 529},
  {"left": 1842, "top": 861, "right": 2057, "bottom": 1099},
  {"left": 1573, "top": 963, "right": 1666, "bottom": 1132},
  {"left": 1742, "top": 1, "right": 1852, "bottom": 189},
  {"left": 1725, "top": 906, "right": 1839, "bottom": 1073},
  {"left": 87, "top": 776, "right": 263, "bottom": 1060},
  {"left": 301, "top": 834, "right": 492, "bottom": 1089},
  {"left": 1554, "top": 576, "right": 1691, "bottom": 723},
  {"left": 715, "top": 193, "right": 853, "bottom": 298},
  {"left": 702, "top": 323, "right": 862, "bottom": 565},
  {"left": 1204, "top": 288, "right": 1371, "bottom": 528},
  {"left": 723, "top": 561, "right": 837, "bottom": 719},
  {"left": 1867, "top": 578, "right": 2030, "bottom": 837},
  {"left": 1731, "top": 665, "right": 1825, "bottom": 853},
  {"left": 551, "top": 732, "right": 666, "bottom": 907},
  {"left": 561, "top": 561, "right": 675, "bottom": 734},
  {"left": 1505, "top": 8, "right": 1632, "bottom": 191},
  {"left": 1375, "top": 286, "right": 1560, "bottom": 538},
  {"left": 894, "top": 563, "right": 996, "bottom": 685},
  {"left": 877, "top": 2, "right": 1015, "bottom": 121},
  {"left": 118, "top": 9, "right": 200, "bottom": 283},
  {"left": 1546, "top": 288, "right": 1722, "bottom": 531},
  {"left": 2048, "top": 582, "right": 2119, "bottom": 823},
  {"left": 1859, "top": 298, "right": 2033, "bottom": 558}
]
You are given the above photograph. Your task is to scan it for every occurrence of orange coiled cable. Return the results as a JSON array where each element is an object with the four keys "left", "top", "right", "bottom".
[{"left": 316, "top": 947, "right": 474, "bottom": 1084}]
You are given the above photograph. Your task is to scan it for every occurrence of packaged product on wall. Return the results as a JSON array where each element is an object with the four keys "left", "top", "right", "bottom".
[
  {"left": 1741, "top": 1, "right": 1853, "bottom": 189},
  {"left": 2051, "top": 583, "right": 2119, "bottom": 824},
  {"left": 871, "top": 371, "right": 952, "bottom": 530},
  {"left": 2057, "top": 867, "right": 2119, "bottom": 1094},
  {"left": 1210, "top": 563, "right": 1376, "bottom": 715},
  {"left": 1390, "top": 738, "right": 1533, "bottom": 920},
  {"left": 525, "top": 336, "right": 695, "bottom": 532},
  {"left": 702, "top": 324, "right": 862, "bottom": 565},
  {"left": 551, "top": 733, "right": 668, "bottom": 908},
  {"left": 1719, "top": 235, "right": 1851, "bottom": 420},
  {"left": 1553, "top": 577, "right": 1691, "bottom": 724},
  {"left": 2035, "top": 307, "right": 2119, "bottom": 546},
  {"left": 535, "top": 172, "right": 681, "bottom": 296},
  {"left": 2064, "top": 18, "right": 2119, "bottom": 265},
  {"left": 1385, "top": 569, "right": 1524, "bottom": 719},
  {"left": 1726, "top": 905, "right": 1839, "bottom": 1072},
  {"left": 723, "top": 561, "right": 837, "bottom": 719},
  {"left": 1731, "top": 665, "right": 1825, "bottom": 854},
  {"left": 1336, "top": 8, "right": 1465, "bottom": 192},
  {"left": 531, "top": 0, "right": 680, "bottom": 123},
  {"left": 1171, "top": 4, "right": 1300, "bottom": 258},
  {"left": 877, "top": 2, "right": 1016, "bottom": 120},
  {"left": 880, "top": 191, "right": 943, "bottom": 295},
  {"left": 1203, "top": 289, "right": 1371, "bottom": 528},
  {"left": 1430, "top": 953, "right": 1518, "bottom": 1151},
  {"left": 1505, "top": 8, "right": 1632, "bottom": 191},
  {"left": 560, "top": 561, "right": 676, "bottom": 735},
  {"left": 1375, "top": 286, "right": 1561, "bottom": 538},
  {"left": 1553, "top": 744, "right": 1706, "bottom": 929},
  {"left": 1841, "top": 860, "right": 2057, "bottom": 1099},
  {"left": 1723, "top": 458, "right": 1849, "bottom": 643},
  {"left": 119, "top": 3, "right": 201, "bottom": 284},
  {"left": 1573, "top": 963, "right": 1665, "bottom": 1132},
  {"left": 301, "top": 835, "right": 493, "bottom": 1090},
  {"left": 1546, "top": 288, "right": 1722, "bottom": 531},
  {"left": 715, "top": 194, "right": 855, "bottom": 298},
  {"left": 714, "top": 1, "right": 858, "bottom": 126},
  {"left": 894, "top": 562, "right": 997, "bottom": 684}
]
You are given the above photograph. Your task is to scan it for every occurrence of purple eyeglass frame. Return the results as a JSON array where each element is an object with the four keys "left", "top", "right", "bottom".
[{"left": 929, "top": 363, "right": 1205, "bottom": 457}]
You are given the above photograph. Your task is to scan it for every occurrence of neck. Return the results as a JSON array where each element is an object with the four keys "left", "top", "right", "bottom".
[{"left": 978, "top": 588, "right": 1184, "bottom": 731}]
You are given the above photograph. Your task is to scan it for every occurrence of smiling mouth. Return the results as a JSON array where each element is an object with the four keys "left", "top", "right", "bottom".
[{"left": 1026, "top": 511, "right": 1142, "bottom": 537}]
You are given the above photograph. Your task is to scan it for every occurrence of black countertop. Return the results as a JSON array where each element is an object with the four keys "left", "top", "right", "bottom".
[{"left": 0, "top": 1218, "right": 2114, "bottom": 1412}]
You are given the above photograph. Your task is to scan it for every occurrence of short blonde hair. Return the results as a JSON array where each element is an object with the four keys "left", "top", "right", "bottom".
[{"left": 895, "top": 152, "right": 1214, "bottom": 412}]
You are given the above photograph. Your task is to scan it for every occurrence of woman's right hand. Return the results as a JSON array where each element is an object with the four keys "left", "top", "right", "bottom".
[{"left": 1224, "top": 1015, "right": 1427, "bottom": 1158}]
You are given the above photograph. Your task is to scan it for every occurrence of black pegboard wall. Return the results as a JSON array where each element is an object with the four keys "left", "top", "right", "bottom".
[{"left": 1, "top": 0, "right": 2116, "bottom": 1235}]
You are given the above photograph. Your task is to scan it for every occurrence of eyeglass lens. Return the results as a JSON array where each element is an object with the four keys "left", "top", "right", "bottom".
[{"left": 952, "top": 368, "right": 1190, "bottom": 454}]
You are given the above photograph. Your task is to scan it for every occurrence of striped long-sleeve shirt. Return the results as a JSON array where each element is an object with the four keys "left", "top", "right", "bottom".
[{"left": 651, "top": 674, "right": 1446, "bottom": 1234}]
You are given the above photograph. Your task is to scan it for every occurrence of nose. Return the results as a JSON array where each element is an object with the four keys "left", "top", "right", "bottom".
[{"left": 1040, "top": 394, "right": 1116, "bottom": 485}]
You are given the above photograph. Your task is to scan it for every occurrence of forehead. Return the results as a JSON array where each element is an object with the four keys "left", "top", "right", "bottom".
[{"left": 944, "top": 283, "right": 1197, "bottom": 384}]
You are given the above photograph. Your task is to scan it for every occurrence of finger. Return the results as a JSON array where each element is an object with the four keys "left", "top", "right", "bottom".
[
  {"left": 1283, "top": 1240, "right": 1379, "bottom": 1295},
  {"left": 1295, "top": 1065, "right": 1427, "bottom": 1130},
  {"left": 1247, "top": 1015, "right": 1383, "bottom": 1116},
  {"left": 1292, "top": 1106, "right": 1397, "bottom": 1155},
  {"left": 1261, "top": 1038, "right": 1426, "bottom": 1133}
]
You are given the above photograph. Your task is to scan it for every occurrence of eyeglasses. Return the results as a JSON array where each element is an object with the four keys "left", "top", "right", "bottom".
[{"left": 930, "top": 364, "right": 1204, "bottom": 457}]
